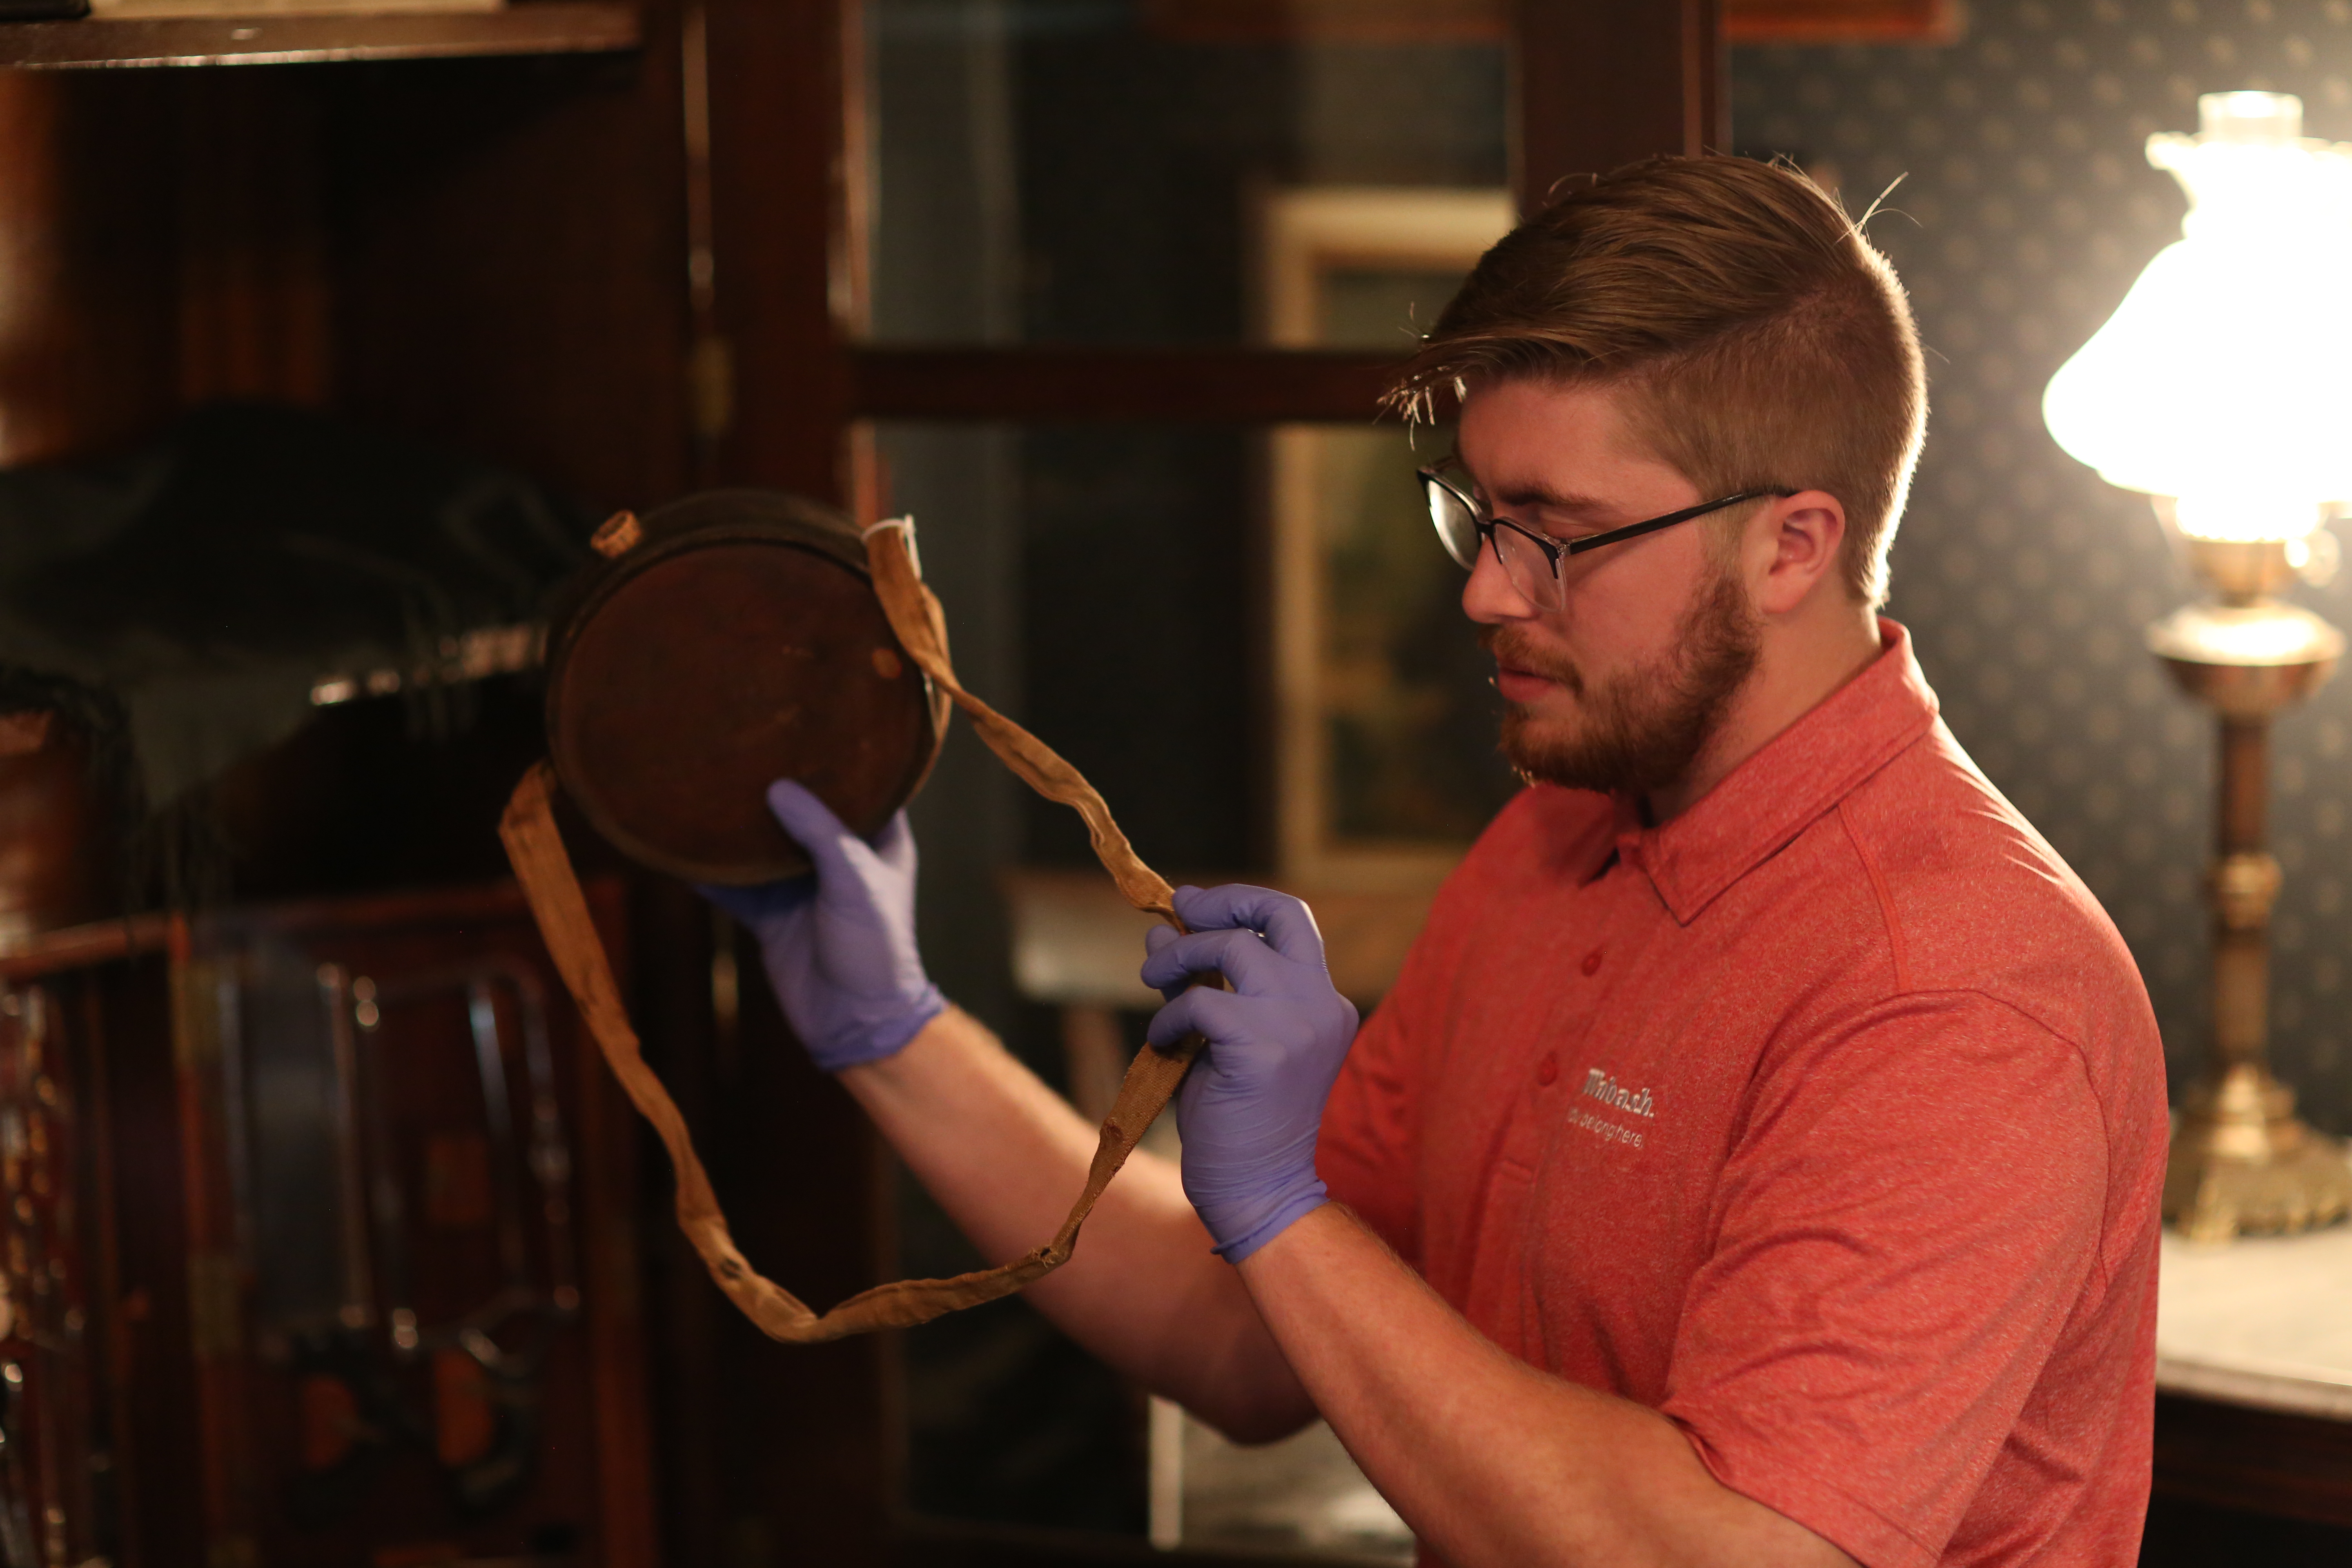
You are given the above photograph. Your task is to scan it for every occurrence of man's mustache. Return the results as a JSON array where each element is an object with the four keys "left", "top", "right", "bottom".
[{"left": 1478, "top": 624, "right": 1584, "bottom": 697}]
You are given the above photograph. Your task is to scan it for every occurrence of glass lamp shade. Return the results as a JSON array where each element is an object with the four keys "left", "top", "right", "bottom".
[{"left": 2043, "top": 92, "right": 2352, "bottom": 543}]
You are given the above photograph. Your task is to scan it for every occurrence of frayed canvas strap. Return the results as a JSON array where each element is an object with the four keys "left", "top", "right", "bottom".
[{"left": 498, "top": 518, "right": 1199, "bottom": 1343}]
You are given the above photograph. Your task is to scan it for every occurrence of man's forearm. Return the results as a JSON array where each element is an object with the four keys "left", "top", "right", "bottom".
[
  {"left": 840, "top": 1006, "right": 1312, "bottom": 1438},
  {"left": 1238, "top": 1206, "right": 1855, "bottom": 1568}
]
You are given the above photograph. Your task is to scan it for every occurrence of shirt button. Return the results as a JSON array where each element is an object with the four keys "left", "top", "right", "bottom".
[
  {"left": 1580, "top": 948, "right": 1604, "bottom": 976},
  {"left": 1536, "top": 1054, "right": 1559, "bottom": 1086}
]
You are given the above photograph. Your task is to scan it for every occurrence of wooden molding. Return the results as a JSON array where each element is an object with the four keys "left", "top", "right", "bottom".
[
  {"left": 852, "top": 345, "right": 1407, "bottom": 424},
  {"left": 1724, "top": 0, "right": 1960, "bottom": 44},
  {"left": 0, "top": 912, "right": 175, "bottom": 979},
  {"left": 1142, "top": 0, "right": 1502, "bottom": 44},
  {"left": 0, "top": 2, "right": 641, "bottom": 68},
  {"left": 1143, "top": 0, "right": 1958, "bottom": 48}
]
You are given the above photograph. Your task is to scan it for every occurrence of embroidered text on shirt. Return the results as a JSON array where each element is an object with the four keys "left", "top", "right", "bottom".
[{"left": 1582, "top": 1069, "right": 1656, "bottom": 1120}]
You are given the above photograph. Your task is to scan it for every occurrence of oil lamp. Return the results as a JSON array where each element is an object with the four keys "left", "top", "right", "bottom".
[{"left": 2045, "top": 90, "right": 2352, "bottom": 1241}]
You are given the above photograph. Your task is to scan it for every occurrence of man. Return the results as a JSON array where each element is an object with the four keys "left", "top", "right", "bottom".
[{"left": 712, "top": 156, "right": 2167, "bottom": 1567}]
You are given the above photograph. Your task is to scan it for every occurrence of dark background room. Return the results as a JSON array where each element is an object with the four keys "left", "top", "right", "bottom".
[{"left": 0, "top": 1, "right": 2343, "bottom": 1566}]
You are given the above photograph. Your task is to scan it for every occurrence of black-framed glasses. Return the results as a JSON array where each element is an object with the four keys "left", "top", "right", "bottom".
[{"left": 1419, "top": 463, "right": 1794, "bottom": 611}]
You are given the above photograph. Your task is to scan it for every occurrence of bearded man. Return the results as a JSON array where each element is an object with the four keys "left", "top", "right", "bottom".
[{"left": 712, "top": 155, "right": 2168, "bottom": 1567}]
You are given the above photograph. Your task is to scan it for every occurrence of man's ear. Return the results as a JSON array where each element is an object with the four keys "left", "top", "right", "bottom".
[{"left": 1750, "top": 490, "right": 1847, "bottom": 617}]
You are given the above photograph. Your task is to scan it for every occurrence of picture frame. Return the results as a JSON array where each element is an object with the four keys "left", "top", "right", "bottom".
[{"left": 1257, "top": 185, "right": 1515, "bottom": 895}]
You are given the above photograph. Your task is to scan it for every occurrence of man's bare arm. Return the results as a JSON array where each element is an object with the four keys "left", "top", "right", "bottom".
[
  {"left": 842, "top": 1005, "right": 1314, "bottom": 1439},
  {"left": 1238, "top": 1205, "right": 1857, "bottom": 1568}
]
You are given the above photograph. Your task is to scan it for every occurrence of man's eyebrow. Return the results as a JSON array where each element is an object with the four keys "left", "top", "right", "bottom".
[{"left": 1486, "top": 479, "right": 1620, "bottom": 518}]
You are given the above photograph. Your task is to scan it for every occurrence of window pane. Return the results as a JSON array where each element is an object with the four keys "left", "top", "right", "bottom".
[
  {"left": 865, "top": 0, "right": 1510, "bottom": 344},
  {"left": 884, "top": 420, "right": 1256, "bottom": 893}
]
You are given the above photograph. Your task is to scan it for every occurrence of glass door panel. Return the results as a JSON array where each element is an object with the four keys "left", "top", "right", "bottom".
[{"left": 864, "top": 0, "right": 1508, "bottom": 344}]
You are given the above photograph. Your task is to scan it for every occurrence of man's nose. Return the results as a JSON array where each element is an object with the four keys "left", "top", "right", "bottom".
[{"left": 1462, "top": 540, "right": 1541, "bottom": 624}]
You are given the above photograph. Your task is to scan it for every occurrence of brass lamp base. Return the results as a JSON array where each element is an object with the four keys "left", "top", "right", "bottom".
[
  {"left": 2165, "top": 1063, "right": 2352, "bottom": 1242},
  {"left": 2154, "top": 535, "right": 2352, "bottom": 1243}
]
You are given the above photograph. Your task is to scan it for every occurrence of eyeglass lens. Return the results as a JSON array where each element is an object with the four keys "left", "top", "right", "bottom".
[
  {"left": 1425, "top": 479, "right": 1481, "bottom": 568},
  {"left": 1423, "top": 477, "right": 1561, "bottom": 610}
]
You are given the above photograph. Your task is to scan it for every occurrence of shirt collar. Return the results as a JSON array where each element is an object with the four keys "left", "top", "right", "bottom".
[{"left": 1611, "top": 618, "right": 1938, "bottom": 924}]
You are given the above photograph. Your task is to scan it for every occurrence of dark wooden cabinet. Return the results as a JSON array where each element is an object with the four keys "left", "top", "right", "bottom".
[
  {"left": 0, "top": 883, "right": 657, "bottom": 1568},
  {"left": 0, "top": 5, "right": 689, "bottom": 503},
  {"left": 0, "top": 924, "right": 172, "bottom": 1568}
]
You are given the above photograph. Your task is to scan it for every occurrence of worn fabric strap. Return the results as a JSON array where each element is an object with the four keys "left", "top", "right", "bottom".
[
  {"left": 862, "top": 518, "right": 1179, "bottom": 922},
  {"left": 497, "top": 519, "right": 1200, "bottom": 1344}
]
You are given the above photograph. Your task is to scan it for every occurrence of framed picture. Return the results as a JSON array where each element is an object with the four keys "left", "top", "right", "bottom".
[{"left": 1258, "top": 186, "right": 1516, "bottom": 894}]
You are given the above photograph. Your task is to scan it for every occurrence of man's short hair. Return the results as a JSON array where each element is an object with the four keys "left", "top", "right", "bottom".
[{"left": 1390, "top": 155, "right": 1927, "bottom": 607}]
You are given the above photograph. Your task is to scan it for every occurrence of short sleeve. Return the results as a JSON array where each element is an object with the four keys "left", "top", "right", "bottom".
[{"left": 1659, "top": 992, "right": 2108, "bottom": 1568}]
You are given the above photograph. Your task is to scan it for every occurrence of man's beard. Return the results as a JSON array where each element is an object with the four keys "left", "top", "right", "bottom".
[{"left": 1480, "top": 564, "right": 1762, "bottom": 797}]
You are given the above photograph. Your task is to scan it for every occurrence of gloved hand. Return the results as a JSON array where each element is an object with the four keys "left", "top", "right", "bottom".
[
  {"left": 1140, "top": 884, "right": 1360, "bottom": 1263},
  {"left": 699, "top": 779, "right": 946, "bottom": 1073}
]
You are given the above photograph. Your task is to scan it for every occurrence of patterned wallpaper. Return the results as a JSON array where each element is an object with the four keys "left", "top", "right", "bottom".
[{"left": 1733, "top": 0, "right": 2352, "bottom": 1131}]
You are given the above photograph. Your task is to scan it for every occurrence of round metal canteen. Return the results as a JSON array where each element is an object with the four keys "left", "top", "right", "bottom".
[{"left": 542, "top": 489, "right": 943, "bottom": 885}]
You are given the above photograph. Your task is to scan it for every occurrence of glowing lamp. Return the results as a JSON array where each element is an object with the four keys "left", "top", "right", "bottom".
[
  {"left": 2045, "top": 91, "right": 2352, "bottom": 1240},
  {"left": 2046, "top": 91, "right": 2352, "bottom": 543}
]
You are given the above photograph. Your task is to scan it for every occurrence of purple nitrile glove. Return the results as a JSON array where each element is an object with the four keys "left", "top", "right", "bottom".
[
  {"left": 699, "top": 779, "right": 946, "bottom": 1073},
  {"left": 1140, "top": 884, "right": 1360, "bottom": 1264}
]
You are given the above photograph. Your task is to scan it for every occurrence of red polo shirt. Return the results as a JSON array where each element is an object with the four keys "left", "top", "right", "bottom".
[{"left": 1319, "top": 621, "right": 2167, "bottom": 1568}]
